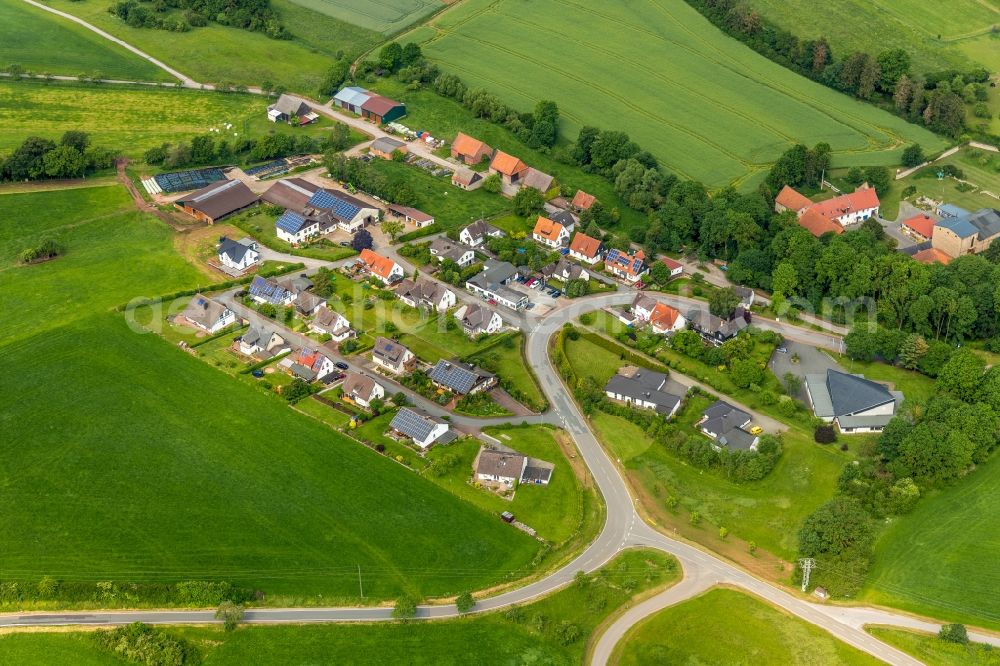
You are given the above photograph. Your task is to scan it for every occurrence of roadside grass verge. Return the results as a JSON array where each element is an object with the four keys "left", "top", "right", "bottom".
[{"left": 867, "top": 626, "right": 1000, "bottom": 665}]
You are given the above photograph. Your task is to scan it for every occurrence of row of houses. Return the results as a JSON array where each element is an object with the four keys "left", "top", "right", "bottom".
[
  {"left": 264, "top": 178, "right": 381, "bottom": 244},
  {"left": 448, "top": 132, "right": 554, "bottom": 194}
]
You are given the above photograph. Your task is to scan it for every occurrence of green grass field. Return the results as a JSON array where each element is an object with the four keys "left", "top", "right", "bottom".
[
  {"left": 745, "top": 0, "right": 1000, "bottom": 75},
  {"left": 0, "top": 1, "right": 170, "bottom": 81},
  {"left": 0, "top": 549, "right": 678, "bottom": 665},
  {"left": 411, "top": 0, "right": 947, "bottom": 188},
  {"left": 286, "top": 0, "right": 442, "bottom": 34},
  {"left": 614, "top": 588, "right": 880, "bottom": 665},
  {"left": 864, "top": 448, "right": 1000, "bottom": 629},
  {"left": 43, "top": 0, "right": 380, "bottom": 92},
  {"left": 868, "top": 627, "right": 1000, "bottom": 666},
  {"left": 0, "top": 185, "right": 540, "bottom": 603}
]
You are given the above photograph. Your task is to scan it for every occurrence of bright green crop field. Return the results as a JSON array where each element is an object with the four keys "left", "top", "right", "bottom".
[
  {"left": 746, "top": 0, "right": 1000, "bottom": 75},
  {"left": 42, "top": 0, "right": 380, "bottom": 92},
  {"left": 0, "top": 185, "right": 539, "bottom": 604},
  {"left": 614, "top": 588, "right": 880, "bottom": 665},
  {"left": 0, "top": 1, "right": 170, "bottom": 81},
  {"left": 868, "top": 627, "right": 1000, "bottom": 666},
  {"left": 0, "top": 549, "right": 678, "bottom": 665},
  {"left": 412, "top": 0, "right": 948, "bottom": 188},
  {"left": 285, "top": 0, "right": 443, "bottom": 34},
  {"left": 864, "top": 450, "right": 1000, "bottom": 629}
]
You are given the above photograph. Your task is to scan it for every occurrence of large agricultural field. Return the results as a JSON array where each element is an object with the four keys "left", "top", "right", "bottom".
[
  {"left": 745, "top": 0, "right": 1000, "bottom": 76},
  {"left": 42, "top": 0, "right": 380, "bottom": 92},
  {"left": 0, "top": 550, "right": 678, "bottom": 665},
  {"left": 863, "top": 448, "right": 1000, "bottom": 629},
  {"left": 0, "top": 81, "right": 308, "bottom": 156},
  {"left": 411, "top": 0, "right": 947, "bottom": 188},
  {"left": 285, "top": 0, "right": 443, "bottom": 34},
  {"left": 613, "top": 588, "right": 880, "bottom": 665},
  {"left": 0, "top": 185, "right": 541, "bottom": 603},
  {"left": 0, "top": 1, "right": 170, "bottom": 82}
]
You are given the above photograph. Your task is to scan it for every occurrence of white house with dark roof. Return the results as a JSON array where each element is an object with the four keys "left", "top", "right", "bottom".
[
  {"left": 805, "top": 369, "right": 902, "bottom": 433},
  {"left": 341, "top": 372, "right": 384, "bottom": 408},
  {"left": 396, "top": 278, "right": 456, "bottom": 312},
  {"left": 465, "top": 260, "right": 527, "bottom": 310},
  {"left": 239, "top": 325, "right": 286, "bottom": 357},
  {"left": 309, "top": 307, "right": 353, "bottom": 342},
  {"left": 248, "top": 276, "right": 295, "bottom": 306},
  {"left": 389, "top": 407, "right": 450, "bottom": 449},
  {"left": 179, "top": 294, "right": 236, "bottom": 333},
  {"left": 429, "top": 238, "right": 476, "bottom": 267},
  {"left": 217, "top": 237, "right": 260, "bottom": 271},
  {"left": 456, "top": 303, "right": 503, "bottom": 337},
  {"left": 372, "top": 337, "right": 416, "bottom": 374},
  {"left": 429, "top": 360, "right": 496, "bottom": 395},
  {"left": 304, "top": 190, "right": 379, "bottom": 234},
  {"left": 460, "top": 220, "right": 504, "bottom": 247},
  {"left": 697, "top": 400, "right": 758, "bottom": 451},
  {"left": 275, "top": 210, "right": 320, "bottom": 244},
  {"left": 604, "top": 366, "right": 682, "bottom": 418},
  {"left": 475, "top": 446, "right": 554, "bottom": 487}
]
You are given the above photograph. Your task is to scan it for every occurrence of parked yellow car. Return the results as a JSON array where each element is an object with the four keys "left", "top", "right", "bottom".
[{"left": 750, "top": 425, "right": 764, "bottom": 435}]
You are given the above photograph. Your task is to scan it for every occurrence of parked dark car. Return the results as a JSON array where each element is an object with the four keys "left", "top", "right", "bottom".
[
  {"left": 251, "top": 369, "right": 264, "bottom": 378},
  {"left": 335, "top": 361, "right": 349, "bottom": 370}
]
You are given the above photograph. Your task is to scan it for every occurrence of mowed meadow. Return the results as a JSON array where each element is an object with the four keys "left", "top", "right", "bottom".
[
  {"left": 415, "top": 0, "right": 947, "bottom": 188},
  {"left": 0, "top": 1, "right": 170, "bottom": 82},
  {"left": 0, "top": 185, "right": 539, "bottom": 602}
]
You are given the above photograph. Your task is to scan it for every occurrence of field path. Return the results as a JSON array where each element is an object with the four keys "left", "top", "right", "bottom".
[{"left": 20, "top": 0, "right": 197, "bottom": 86}]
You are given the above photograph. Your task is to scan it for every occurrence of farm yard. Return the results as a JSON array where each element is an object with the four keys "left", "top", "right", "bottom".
[
  {"left": 0, "top": 81, "right": 266, "bottom": 155},
  {"left": 0, "top": 185, "right": 541, "bottom": 603},
  {"left": 613, "top": 588, "right": 880, "bottom": 665},
  {"left": 41, "top": 0, "right": 378, "bottom": 92},
  {"left": 411, "top": 0, "right": 946, "bottom": 188},
  {"left": 745, "top": 0, "right": 1000, "bottom": 76},
  {"left": 0, "top": 1, "right": 171, "bottom": 82},
  {"left": 285, "top": 0, "right": 443, "bottom": 34}
]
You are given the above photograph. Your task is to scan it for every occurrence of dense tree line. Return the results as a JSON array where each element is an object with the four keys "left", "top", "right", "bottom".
[
  {"left": 685, "top": 0, "right": 992, "bottom": 140},
  {"left": 797, "top": 348, "right": 1000, "bottom": 596},
  {"left": 109, "top": 0, "right": 287, "bottom": 38},
  {"left": 146, "top": 123, "right": 351, "bottom": 169},
  {"left": 324, "top": 153, "right": 417, "bottom": 206},
  {"left": 0, "top": 132, "right": 115, "bottom": 181}
]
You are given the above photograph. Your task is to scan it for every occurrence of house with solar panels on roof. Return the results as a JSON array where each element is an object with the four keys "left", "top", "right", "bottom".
[
  {"left": 805, "top": 369, "right": 903, "bottom": 433},
  {"left": 604, "top": 248, "right": 648, "bottom": 283},
  {"left": 275, "top": 210, "right": 320, "bottom": 244},
  {"left": 174, "top": 179, "right": 259, "bottom": 224},
  {"left": 372, "top": 337, "right": 416, "bottom": 374},
  {"left": 429, "top": 360, "right": 497, "bottom": 395},
  {"left": 303, "top": 189, "right": 380, "bottom": 234},
  {"left": 178, "top": 294, "right": 236, "bottom": 334},
  {"left": 389, "top": 407, "right": 453, "bottom": 449},
  {"left": 248, "top": 275, "right": 295, "bottom": 306}
]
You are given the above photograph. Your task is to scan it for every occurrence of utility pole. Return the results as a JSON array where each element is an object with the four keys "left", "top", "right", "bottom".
[
  {"left": 798, "top": 558, "right": 815, "bottom": 592},
  {"left": 358, "top": 564, "right": 364, "bottom": 598}
]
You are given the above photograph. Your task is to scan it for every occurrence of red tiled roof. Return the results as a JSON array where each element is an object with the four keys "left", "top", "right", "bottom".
[
  {"left": 490, "top": 150, "right": 528, "bottom": 177},
  {"left": 660, "top": 256, "right": 683, "bottom": 270},
  {"left": 452, "top": 132, "right": 491, "bottom": 158},
  {"left": 569, "top": 232, "right": 601, "bottom": 258},
  {"left": 798, "top": 208, "right": 844, "bottom": 237},
  {"left": 808, "top": 186, "right": 880, "bottom": 222},
  {"left": 913, "top": 248, "right": 953, "bottom": 265},
  {"left": 572, "top": 190, "right": 596, "bottom": 210},
  {"left": 649, "top": 302, "right": 681, "bottom": 330},
  {"left": 775, "top": 185, "right": 813, "bottom": 212},
  {"left": 901, "top": 213, "right": 935, "bottom": 239},
  {"left": 533, "top": 215, "right": 564, "bottom": 242},
  {"left": 359, "top": 248, "right": 398, "bottom": 278}
]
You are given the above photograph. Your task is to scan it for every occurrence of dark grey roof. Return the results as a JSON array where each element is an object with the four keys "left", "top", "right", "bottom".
[
  {"left": 549, "top": 210, "right": 576, "bottom": 228},
  {"left": 371, "top": 136, "right": 406, "bottom": 153},
  {"left": 218, "top": 237, "right": 254, "bottom": 263},
  {"left": 476, "top": 449, "right": 526, "bottom": 479},
  {"left": 825, "top": 370, "right": 895, "bottom": 416},
  {"left": 269, "top": 94, "right": 312, "bottom": 117},
  {"left": 429, "top": 360, "right": 494, "bottom": 394},
  {"left": 180, "top": 294, "right": 230, "bottom": 329},
  {"left": 176, "top": 179, "right": 258, "bottom": 220},
  {"left": 390, "top": 407, "right": 444, "bottom": 441},
  {"left": 373, "top": 337, "right": 411, "bottom": 365},
  {"left": 461, "top": 304, "right": 499, "bottom": 331},
  {"left": 468, "top": 260, "right": 518, "bottom": 290},
  {"left": 701, "top": 400, "right": 752, "bottom": 442},
  {"left": 604, "top": 371, "right": 680, "bottom": 415},
  {"left": 463, "top": 219, "right": 502, "bottom": 241},
  {"left": 717, "top": 427, "right": 758, "bottom": 451},
  {"left": 295, "top": 291, "right": 325, "bottom": 314},
  {"left": 290, "top": 363, "right": 316, "bottom": 381},
  {"left": 521, "top": 460, "right": 554, "bottom": 483},
  {"left": 688, "top": 309, "right": 748, "bottom": 339}
]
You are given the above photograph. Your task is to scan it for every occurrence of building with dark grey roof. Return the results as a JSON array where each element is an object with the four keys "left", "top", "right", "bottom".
[
  {"left": 389, "top": 407, "right": 449, "bottom": 449},
  {"left": 698, "top": 400, "right": 758, "bottom": 451},
  {"left": 805, "top": 369, "right": 902, "bottom": 433},
  {"left": 175, "top": 179, "right": 258, "bottom": 224},
  {"left": 261, "top": 178, "right": 321, "bottom": 211},
  {"left": 179, "top": 294, "right": 235, "bottom": 333},
  {"left": 604, "top": 367, "right": 682, "bottom": 418},
  {"left": 429, "top": 360, "right": 496, "bottom": 395},
  {"left": 475, "top": 449, "right": 527, "bottom": 486},
  {"left": 688, "top": 308, "right": 749, "bottom": 345},
  {"left": 466, "top": 260, "right": 527, "bottom": 310},
  {"left": 372, "top": 337, "right": 415, "bottom": 374}
]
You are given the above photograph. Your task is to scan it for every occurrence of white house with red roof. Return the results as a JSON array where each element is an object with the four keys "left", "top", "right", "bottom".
[
  {"left": 532, "top": 215, "right": 571, "bottom": 248},
  {"left": 358, "top": 249, "right": 404, "bottom": 284},
  {"left": 900, "top": 213, "right": 936, "bottom": 241},
  {"left": 659, "top": 256, "right": 684, "bottom": 278},
  {"left": 774, "top": 184, "right": 880, "bottom": 238},
  {"left": 605, "top": 248, "right": 648, "bottom": 283},
  {"left": 569, "top": 232, "right": 604, "bottom": 264},
  {"left": 649, "top": 302, "right": 685, "bottom": 334}
]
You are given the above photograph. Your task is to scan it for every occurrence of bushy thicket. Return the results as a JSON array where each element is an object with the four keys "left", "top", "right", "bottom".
[
  {"left": 109, "top": 0, "right": 287, "bottom": 39},
  {"left": 0, "top": 578, "right": 254, "bottom": 607},
  {"left": 1, "top": 132, "right": 115, "bottom": 181},
  {"left": 94, "top": 622, "right": 199, "bottom": 665}
]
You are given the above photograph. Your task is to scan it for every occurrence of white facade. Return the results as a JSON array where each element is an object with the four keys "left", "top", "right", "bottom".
[
  {"left": 276, "top": 219, "right": 320, "bottom": 244},
  {"left": 412, "top": 422, "right": 450, "bottom": 449},
  {"left": 569, "top": 248, "right": 602, "bottom": 264},
  {"left": 219, "top": 246, "right": 260, "bottom": 271}
]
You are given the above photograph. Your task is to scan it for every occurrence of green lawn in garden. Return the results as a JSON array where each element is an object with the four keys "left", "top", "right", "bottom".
[
  {"left": 410, "top": 0, "right": 947, "bottom": 188},
  {"left": 0, "top": 549, "right": 678, "bottom": 665},
  {"left": 0, "top": 185, "right": 541, "bottom": 604},
  {"left": 867, "top": 627, "right": 1000, "bottom": 666},
  {"left": 465, "top": 332, "right": 546, "bottom": 412},
  {"left": 0, "top": 1, "right": 170, "bottom": 81},
  {"left": 614, "top": 588, "right": 879, "bottom": 665}
]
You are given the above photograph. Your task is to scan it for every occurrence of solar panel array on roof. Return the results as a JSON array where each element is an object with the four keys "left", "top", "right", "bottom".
[
  {"left": 154, "top": 168, "right": 226, "bottom": 193},
  {"left": 248, "top": 276, "right": 292, "bottom": 304},
  {"left": 308, "top": 190, "right": 362, "bottom": 221},
  {"left": 389, "top": 407, "right": 441, "bottom": 442},
  {"left": 275, "top": 210, "right": 310, "bottom": 234},
  {"left": 606, "top": 248, "right": 643, "bottom": 274}
]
